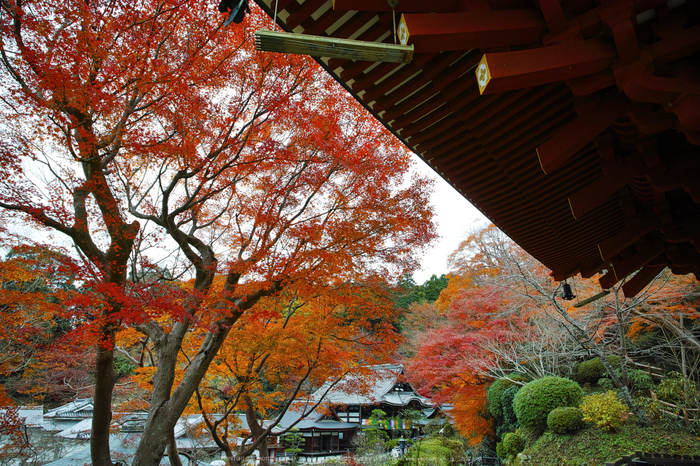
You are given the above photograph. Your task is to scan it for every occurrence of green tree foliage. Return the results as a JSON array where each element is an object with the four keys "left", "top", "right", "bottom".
[
  {"left": 499, "top": 385, "right": 520, "bottom": 437},
  {"left": 394, "top": 274, "right": 448, "bottom": 309},
  {"left": 281, "top": 427, "right": 304, "bottom": 465},
  {"left": 364, "top": 409, "right": 389, "bottom": 447}
]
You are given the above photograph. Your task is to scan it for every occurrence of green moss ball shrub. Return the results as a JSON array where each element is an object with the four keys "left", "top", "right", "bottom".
[
  {"left": 547, "top": 407, "right": 584, "bottom": 434},
  {"left": 495, "top": 441, "right": 506, "bottom": 459},
  {"left": 580, "top": 390, "right": 630, "bottom": 432},
  {"left": 501, "top": 432, "right": 525, "bottom": 457},
  {"left": 513, "top": 376, "right": 584, "bottom": 430},
  {"left": 576, "top": 356, "right": 620, "bottom": 384},
  {"left": 404, "top": 439, "right": 453, "bottom": 466},
  {"left": 487, "top": 378, "right": 514, "bottom": 420}
]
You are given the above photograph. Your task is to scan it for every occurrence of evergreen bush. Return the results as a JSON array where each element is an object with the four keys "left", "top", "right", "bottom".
[
  {"left": 495, "top": 441, "right": 506, "bottom": 459},
  {"left": 404, "top": 438, "right": 453, "bottom": 466},
  {"left": 547, "top": 407, "right": 584, "bottom": 434},
  {"left": 576, "top": 356, "right": 620, "bottom": 384},
  {"left": 496, "top": 385, "right": 520, "bottom": 438},
  {"left": 502, "top": 432, "right": 525, "bottom": 457},
  {"left": 513, "top": 376, "right": 584, "bottom": 430},
  {"left": 487, "top": 378, "right": 515, "bottom": 420},
  {"left": 580, "top": 390, "right": 630, "bottom": 432}
]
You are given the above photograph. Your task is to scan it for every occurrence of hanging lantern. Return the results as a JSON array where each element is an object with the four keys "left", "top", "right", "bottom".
[{"left": 561, "top": 282, "right": 576, "bottom": 300}]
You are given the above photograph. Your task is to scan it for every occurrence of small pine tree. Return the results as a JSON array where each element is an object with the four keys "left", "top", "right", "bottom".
[
  {"left": 364, "top": 409, "right": 389, "bottom": 451},
  {"left": 281, "top": 427, "right": 304, "bottom": 465}
]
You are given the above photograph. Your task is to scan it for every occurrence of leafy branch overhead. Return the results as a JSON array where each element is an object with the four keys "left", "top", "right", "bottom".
[{"left": 0, "top": 1, "right": 437, "bottom": 465}]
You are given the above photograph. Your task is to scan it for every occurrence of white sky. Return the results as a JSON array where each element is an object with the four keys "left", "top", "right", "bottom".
[{"left": 411, "top": 156, "right": 488, "bottom": 284}]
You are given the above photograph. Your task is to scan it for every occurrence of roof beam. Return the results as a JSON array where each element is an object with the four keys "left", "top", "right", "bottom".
[
  {"left": 537, "top": 92, "right": 626, "bottom": 174},
  {"left": 539, "top": 0, "right": 567, "bottom": 34},
  {"left": 399, "top": 10, "right": 546, "bottom": 52},
  {"left": 476, "top": 40, "right": 616, "bottom": 95},
  {"left": 599, "top": 242, "right": 665, "bottom": 289},
  {"left": 568, "top": 154, "right": 644, "bottom": 219},
  {"left": 597, "top": 213, "right": 658, "bottom": 262},
  {"left": 333, "top": 0, "right": 459, "bottom": 12},
  {"left": 622, "top": 264, "right": 665, "bottom": 298}
]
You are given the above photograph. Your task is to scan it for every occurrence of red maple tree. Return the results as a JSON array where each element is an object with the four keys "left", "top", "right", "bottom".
[
  {"left": 406, "top": 286, "right": 527, "bottom": 444},
  {"left": 0, "top": 2, "right": 435, "bottom": 465}
]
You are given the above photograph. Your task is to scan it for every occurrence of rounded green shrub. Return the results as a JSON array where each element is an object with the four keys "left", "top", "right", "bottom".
[
  {"left": 547, "top": 407, "right": 584, "bottom": 434},
  {"left": 576, "top": 356, "right": 620, "bottom": 384},
  {"left": 487, "top": 378, "right": 515, "bottom": 420},
  {"left": 580, "top": 390, "right": 630, "bottom": 432},
  {"left": 495, "top": 441, "right": 506, "bottom": 459},
  {"left": 513, "top": 376, "right": 584, "bottom": 430},
  {"left": 404, "top": 438, "right": 453, "bottom": 466},
  {"left": 502, "top": 432, "right": 525, "bottom": 457}
]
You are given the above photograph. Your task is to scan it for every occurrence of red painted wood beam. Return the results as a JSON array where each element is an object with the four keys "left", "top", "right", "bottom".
[
  {"left": 568, "top": 155, "right": 644, "bottom": 219},
  {"left": 286, "top": 0, "right": 326, "bottom": 30},
  {"left": 624, "top": 75, "right": 700, "bottom": 105},
  {"left": 623, "top": 75, "right": 700, "bottom": 143},
  {"left": 627, "top": 103, "right": 676, "bottom": 135},
  {"left": 536, "top": 92, "right": 626, "bottom": 174},
  {"left": 476, "top": 39, "right": 617, "bottom": 95},
  {"left": 568, "top": 70, "right": 616, "bottom": 96},
  {"left": 648, "top": 24, "right": 700, "bottom": 67},
  {"left": 597, "top": 213, "right": 658, "bottom": 261},
  {"left": 538, "top": 0, "right": 567, "bottom": 34},
  {"left": 399, "top": 10, "right": 546, "bottom": 52},
  {"left": 622, "top": 264, "right": 665, "bottom": 298},
  {"left": 599, "top": 242, "right": 665, "bottom": 289},
  {"left": 333, "top": 0, "right": 459, "bottom": 12}
]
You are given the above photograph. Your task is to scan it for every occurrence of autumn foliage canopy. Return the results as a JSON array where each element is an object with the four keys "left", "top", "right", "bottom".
[{"left": 0, "top": 1, "right": 436, "bottom": 464}]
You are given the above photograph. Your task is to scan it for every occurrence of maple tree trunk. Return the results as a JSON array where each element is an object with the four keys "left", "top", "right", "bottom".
[
  {"left": 132, "top": 324, "right": 239, "bottom": 466},
  {"left": 244, "top": 396, "right": 271, "bottom": 466},
  {"left": 167, "top": 429, "right": 184, "bottom": 466},
  {"left": 91, "top": 334, "right": 118, "bottom": 466}
]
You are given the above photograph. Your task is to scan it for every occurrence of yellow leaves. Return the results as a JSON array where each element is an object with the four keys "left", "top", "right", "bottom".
[
  {"left": 115, "top": 327, "right": 143, "bottom": 348},
  {"left": 436, "top": 273, "right": 471, "bottom": 312},
  {"left": 132, "top": 367, "right": 157, "bottom": 391}
]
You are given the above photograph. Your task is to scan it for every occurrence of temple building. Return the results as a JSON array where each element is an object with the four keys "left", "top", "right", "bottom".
[{"left": 277, "top": 364, "right": 440, "bottom": 461}]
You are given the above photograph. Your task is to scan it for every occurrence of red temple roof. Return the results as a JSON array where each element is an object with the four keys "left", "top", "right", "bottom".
[{"left": 252, "top": 0, "right": 700, "bottom": 296}]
